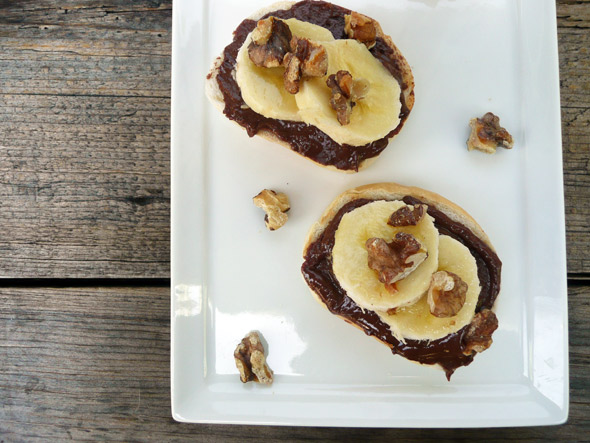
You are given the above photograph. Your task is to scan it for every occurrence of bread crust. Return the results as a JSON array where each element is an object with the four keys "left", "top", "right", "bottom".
[
  {"left": 303, "top": 182, "right": 494, "bottom": 256},
  {"left": 205, "top": 1, "right": 415, "bottom": 172}
]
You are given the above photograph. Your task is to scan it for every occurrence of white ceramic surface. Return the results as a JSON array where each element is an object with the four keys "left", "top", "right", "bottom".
[{"left": 171, "top": 0, "right": 568, "bottom": 427}]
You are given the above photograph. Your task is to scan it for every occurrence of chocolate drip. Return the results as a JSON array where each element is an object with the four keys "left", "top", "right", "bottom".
[{"left": 301, "top": 198, "right": 502, "bottom": 379}]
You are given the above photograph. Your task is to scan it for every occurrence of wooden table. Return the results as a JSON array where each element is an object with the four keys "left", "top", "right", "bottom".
[{"left": 1, "top": 1, "right": 588, "bottom": 440}]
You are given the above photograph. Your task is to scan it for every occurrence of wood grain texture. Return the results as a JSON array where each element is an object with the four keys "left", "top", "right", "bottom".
[
  {"left": 557, "top": 0, "right": 590, "bottom": 274},
  {"left": 0, "top": 285, "right": 588, "bottom": 441},
  {"left": 0, "top": 0, "right": 171, "bottom": 278}
]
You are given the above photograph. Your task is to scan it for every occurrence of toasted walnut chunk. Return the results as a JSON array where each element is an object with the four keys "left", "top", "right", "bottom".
[
  {"left": 234, "top": 331, "right": 273, "bottom": 385},
  {"left": 283, "top": 37, "right": 328, "bottom": 94},
  {"left": 462, "top": 309, "right": 498, "bottom": 355},
  {"left": 283, "top": 52, "right": 303, "bottom": 94},
  {"left": 467, "top": 112, "right": 514, "bottom": 154},
  {"left": 251, "top": 17, "right": 274, "bottom": 45},
  {"left": 366, "top": 233, "right": 428, "bottom": 290},
  {"left": 326, "top": 70, "right": 370, "bottom": 125},
  {"left": 248, "top": 17, "right": 292, "bottom": 68},
  {"left": 253, "top": 189, "right": 290, "bottom": 231},
  {"left": 295, "top": 38, "right": 328, "bottom": 77},
  {"left": 344, "top": 12, "right": 378, "bottom": 49},
  {"left": 388, "top": 204, "right": 427, "bottom": 227},
  {"left": 427, "top": 271, "right": 468, "bottom": 318}
]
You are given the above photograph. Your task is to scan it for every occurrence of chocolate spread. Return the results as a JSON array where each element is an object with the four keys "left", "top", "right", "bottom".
[
  {"left": 301, "top": 198, "right": 502, "bottom": 380},
  {"left": 215, "top": 0, "right": 412, "bottom": 171}
]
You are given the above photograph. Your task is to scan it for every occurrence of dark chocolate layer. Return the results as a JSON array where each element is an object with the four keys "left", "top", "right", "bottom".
[
  {"left": 301, "top": 198, "right": 502, "bottom": 380},
  {"left": 215, "top": 0, "right": 412, "bottom": 171}
]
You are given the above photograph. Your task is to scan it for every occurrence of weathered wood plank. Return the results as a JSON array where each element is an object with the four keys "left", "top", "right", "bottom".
[
  {"left": 562, "top": 112, "right": 590, "bottom": 273},
  {"left": 0, "top": 0, "right": 588, "bottom": 277},
  {"left": 0, "top": 285, "right": 588, "bottom": 440},
  {"left": 557, "top": 0, "right": 590, "bottom": 274},
  {"left": 0, "top": 95, "right": 170, "bottom": 278},
  {"left": 0, "top": 1, "right": 171, "bottom": 277}
]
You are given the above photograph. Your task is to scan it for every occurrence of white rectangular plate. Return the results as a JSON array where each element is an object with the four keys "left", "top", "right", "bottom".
[{"left": 171, "top": 0, "right": 568, "bottom": 427}]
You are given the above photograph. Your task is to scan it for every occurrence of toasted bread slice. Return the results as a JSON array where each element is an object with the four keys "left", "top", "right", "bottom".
[
  {"left": 301, "top": 183, "right": 501, "bottom": 379},
  {"left": 205, "top": 1, "right": 415, "bottom": 172}
]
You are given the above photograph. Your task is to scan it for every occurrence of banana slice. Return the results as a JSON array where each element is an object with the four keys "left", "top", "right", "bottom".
[
  {"left": 235, "top": 18, "right": 335, "bottom": 122},
  {"left": 332, "top": 201, "right": 439, "bottom": 312},
  {"left": 377, "top": 235, "right": 481, "bottom": 341},
  {"left": 283, "top": 18, "right": 335, "bottom": 43},
  {"left": 295, "top": 39, "right": 402, "bottom": 146}
]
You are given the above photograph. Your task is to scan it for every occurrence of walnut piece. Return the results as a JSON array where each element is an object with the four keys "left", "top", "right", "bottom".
[
  {"left": 427, "top": 271, "right": 468, "bottom": 318},
  {"left": 283, "top": 37, "right": 328, "bottom": 94},
  {"left": 366, "top": 233, "right": 428, "bottom": 290},
  {"left": 344, "top": 12, "right": 378, "bottom": 49},
  {"left": 283, "top": 53, "right": 302, "bottom": 94},
  {"left": 248, "top": 17, "right": 292, "bottom": 68},
  {"left": 388, "top": 204, "right": 427, "bottom": 227},
  {"left": 252, "top": 189, "right": 290, "bottom": 231},
  {"left": 234, "top": 331, "right": 273, "bottom": 385},
  {"left": 467, "top": 112, "right": 514, "bottom": 154},
  {"left": 462, "top": 309, "right": 498, "bottom": 355},
  {"left": 326, "top": 70, "right": 369, "bottom": 125}
]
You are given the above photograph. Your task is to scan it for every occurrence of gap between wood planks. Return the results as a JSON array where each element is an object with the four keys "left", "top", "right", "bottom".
[
  {"left": 0, "top": 278, "right": 170, "bottom": 287},
  {"left": 0, "top": 276, "right": 587, "bottom": 287}
]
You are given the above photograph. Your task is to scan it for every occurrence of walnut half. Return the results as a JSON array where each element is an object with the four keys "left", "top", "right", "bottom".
[
  {"left": 253, "top": 189, "right": 290, "bottom": 231},
  {"left": 366, "top": 233, "right": 428, "bottom": 291},
  {"left": 344, "top": 12, "right": 378, "bottom": 49},
  {"left": 427, "top": 271, "right": 468, "bottom": 318},
  {"left": 234, "top": 331, "right": 273, "bottom": 385},
  {"left": 283, "top": 37, "right": 328, "bottom": 94},
  {"left": 388, "top": 204, "right": 427, "bottom": 227},
  {"left": 462, "top": 309, "right": 498, "bottom": 355},
  {"left": 467, "top": 112, "right": 514, "bottom": 154},
  {"left": 248, "top": 17, "right": 292, "bottom": 68},
  {"left": 326, "top": 70, "right": 369, "bottom": 125}
]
